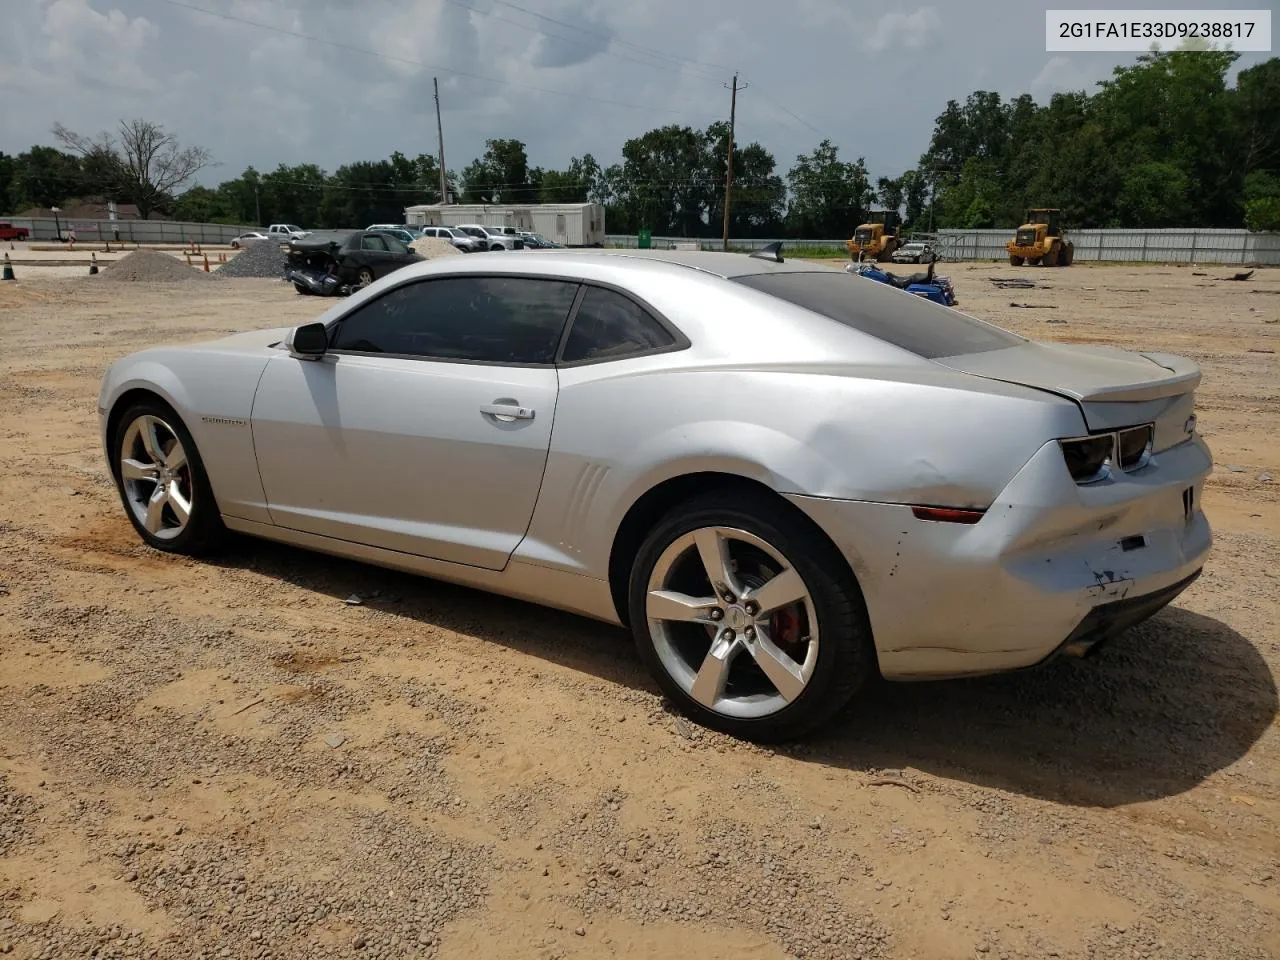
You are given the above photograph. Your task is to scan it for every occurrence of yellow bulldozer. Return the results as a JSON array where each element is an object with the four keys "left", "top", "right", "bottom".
[
  {"left": 1007, "top": 208, "right": 1074, "bottom": 266},
  {"left": 846, "top": 211, "right": 901, "bottom": 262}
]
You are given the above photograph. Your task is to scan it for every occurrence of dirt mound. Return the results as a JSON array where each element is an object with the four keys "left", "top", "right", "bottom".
[
  {"left": 96, "top": 250, "right": 213, "bottom": 283},
  {"left": 410, "top": 236, "right": 463, "bottom": 259},
  {"left": 215, "top": 239, "right": 289, "bottom": 279}
]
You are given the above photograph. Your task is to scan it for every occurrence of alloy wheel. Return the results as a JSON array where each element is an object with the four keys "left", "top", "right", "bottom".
[
  {"left": 119, "top": 414, "right": 194, "bottom": 541},
  {"left": 645, "top": 526, "right": 819, "bottom": 719}
]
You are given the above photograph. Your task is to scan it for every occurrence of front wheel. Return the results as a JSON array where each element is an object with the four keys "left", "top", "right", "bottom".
[
  {"left": 627, "top": 491, "right": 874, "bottom": 742},
  {"left": 356, "top": 267, "right": 375, "bottom": 286},
  {"left": 111, "top": 401, "right": 225, "bottom": 555},
  {"left": 1008, "top": 254, "right": 1023, "bottom": 266}
]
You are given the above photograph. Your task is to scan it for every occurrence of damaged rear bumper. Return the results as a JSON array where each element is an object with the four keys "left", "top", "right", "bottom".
[{"left": 785, "top": 435, "right": 1212, "bottom": 680}]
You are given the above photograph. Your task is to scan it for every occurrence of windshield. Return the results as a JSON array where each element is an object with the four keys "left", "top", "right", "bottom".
[
  {"left": 461, "top": 227, "right": 484, "bottom": 237},
  {"left": 733, "top": 271, "right": 1024, "bottom": 360},
  {"left": 285, "top": 225, "right": 302, "bottom": 233}
]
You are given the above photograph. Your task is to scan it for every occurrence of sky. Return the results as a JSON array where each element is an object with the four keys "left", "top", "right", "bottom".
[{"left": 0, "top": 0, "right": 1272, "bottom": 190}]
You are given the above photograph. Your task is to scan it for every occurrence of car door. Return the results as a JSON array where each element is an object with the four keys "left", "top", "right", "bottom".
[{"left": 249, "top": 274, "right": 581, "bottom": 570}]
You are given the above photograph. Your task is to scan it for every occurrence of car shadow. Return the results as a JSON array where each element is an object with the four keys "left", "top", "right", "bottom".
[{"left": 211, "top": 538, "right": 1277, "bottom": 808}]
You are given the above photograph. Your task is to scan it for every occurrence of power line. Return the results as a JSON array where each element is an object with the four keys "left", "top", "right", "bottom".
[{"left": 152, "top": 0, "right": 710, "bottom": 118}]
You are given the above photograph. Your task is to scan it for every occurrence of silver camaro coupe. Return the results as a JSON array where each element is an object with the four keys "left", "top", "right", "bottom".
[{"left": 98, "top": 247, "right": 1212, "bottom": 741}]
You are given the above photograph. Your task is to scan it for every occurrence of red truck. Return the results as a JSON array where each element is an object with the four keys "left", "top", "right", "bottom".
[{"left": 0, "top": 222, "right": 31, "bottom": 242}]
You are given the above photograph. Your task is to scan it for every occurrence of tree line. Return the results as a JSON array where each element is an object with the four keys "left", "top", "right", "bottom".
[{"left": 1, "top": 49, "right": 1276, "bottom": 235}]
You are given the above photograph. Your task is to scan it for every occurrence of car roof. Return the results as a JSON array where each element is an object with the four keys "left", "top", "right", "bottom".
[{"left": 515, "top": 248, "right": 841, "bottom": 279}]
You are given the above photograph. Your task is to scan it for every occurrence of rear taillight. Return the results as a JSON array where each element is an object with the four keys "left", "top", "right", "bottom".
[
  {"left": 1117, "top": 424, "right": 1153, "bottom": 470},
  {"left": 1059, "top": 422, "right": 1156, "bottom": 484},
  {"left": 1059, "top": 435, "right": 1112, "bottom": 483}
]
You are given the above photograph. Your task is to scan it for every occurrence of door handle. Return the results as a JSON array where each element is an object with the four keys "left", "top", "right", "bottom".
[{"left": 480, "top": 403, "right": 535, "bottom": 422}]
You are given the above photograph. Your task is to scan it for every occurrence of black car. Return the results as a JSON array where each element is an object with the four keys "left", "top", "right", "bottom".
[{"left": 286, "top": 230, "right": 423, "bottom": 295}]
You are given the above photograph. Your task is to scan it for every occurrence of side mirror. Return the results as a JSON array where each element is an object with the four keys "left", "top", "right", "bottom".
[{"left": 287, "top": 321, "right": 329, "bottom": 359}]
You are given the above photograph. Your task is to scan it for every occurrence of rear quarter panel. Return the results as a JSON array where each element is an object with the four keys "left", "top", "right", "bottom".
[{"left": 517, "top": 356, "right": 1086, "bottom": 581}]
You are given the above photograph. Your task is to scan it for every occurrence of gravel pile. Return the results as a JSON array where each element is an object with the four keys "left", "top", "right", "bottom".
[
  {"left": 214, "top": 238, "right": 289, "bottom": 278},
  {"left": 410, "top": 236, "right": 463, "bottom": 259},
  {"left": 95, "top": 250, "right": 213, "bottom": 283}
]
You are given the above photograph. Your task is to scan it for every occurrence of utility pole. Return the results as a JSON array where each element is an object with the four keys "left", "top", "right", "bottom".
[
  {"left": 434, "top": 77, "right": 449, "bottom": 203},
  {"left": 721, "top": 73, "right": 747, "bottom": 251}
]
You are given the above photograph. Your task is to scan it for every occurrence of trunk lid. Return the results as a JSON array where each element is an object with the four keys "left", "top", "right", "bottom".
[{"left": 936, "top": 342, "right": 1201, "bottom": 446}]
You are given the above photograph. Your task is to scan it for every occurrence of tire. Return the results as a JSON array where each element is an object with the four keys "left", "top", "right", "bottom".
[
  {"left": 1061, "top": 242, "right": 1074, "bottom": 266},
  {"left": 110, "top": 399, "right": 225, "bottom": 556},
  {"left": 490, "top": 243, "right": 504, "bottom": 252},
  {"left": 1009, "top": 254, "right": 1023, "bottom": 266},
  {"left": 627, "top": 490, "right": 874, "bottom": 742},
  {"left": 1028, "top": 256, "right": 1042, "bottom": 266},
  {"left": 357, "top": 267, "right": 375, "bottom": 286},
  {"left": 1042, "top": 243, "right": 1059, "bottom": 267}
]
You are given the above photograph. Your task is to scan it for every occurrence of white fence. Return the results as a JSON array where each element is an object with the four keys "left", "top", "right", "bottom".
[
  {"left": 935, "top": 228, "right": 1280, "bottom": 265},
  {"left": 604, "top": 229, "right": 1280, "bottom": 265},
  {"left": 4, "top": 217, "right": 255, "bottom": 244}
]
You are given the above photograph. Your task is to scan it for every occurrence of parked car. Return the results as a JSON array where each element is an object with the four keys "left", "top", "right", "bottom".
[
  {"left": 518, "top": 232, "right": 562, "bottom": 249},
  {"left": 284, "top": 229, "right": 422, "bottom": 295},
  {"left": 97, "top": 246, "right": 1211, "bottom": 742},
  {"left": 369, "top": 227, "right": 419, "bottom": 246},
  {"left": 891, "top": 242, "right": 935, "bottom": 264},
  {"left": 418, "top": 225, "right": 484, "bottom": 253},
  {"left": 456, "top": 224, "right": 524, "bottom": 251},
  {"left": 230, "top": 231, "right": 269, "bottom": 249},
  {"left": 0, "top": 221, "right": 30, "bottom": 242}
]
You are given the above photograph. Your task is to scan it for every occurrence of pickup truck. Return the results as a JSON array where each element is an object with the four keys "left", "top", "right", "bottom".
[
  {"left": 0, "top": 222, "right": 31, "bottom": 242},
  {"left": 266, "top": 223, "right": 308, "bottom": 240}
]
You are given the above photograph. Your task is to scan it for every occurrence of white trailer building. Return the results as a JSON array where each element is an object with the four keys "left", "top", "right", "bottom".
[{"left": 403, "top": 202, "right": 605, "bottom": 247}]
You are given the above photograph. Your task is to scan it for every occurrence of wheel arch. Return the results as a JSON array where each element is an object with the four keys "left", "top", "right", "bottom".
[
  {"left": 104, "top": 387, "right": 189, "bottom": 480},
  {"left": 606, "top": 470, "right": 867, "bottom": 633}
]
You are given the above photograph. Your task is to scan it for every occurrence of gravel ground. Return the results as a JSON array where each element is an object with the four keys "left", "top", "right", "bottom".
[
  {"left": 92, "top": 249, "right": 215, "bottom": 283},
  {"left": 0, "top": 263, "right": 1277, "bottom": 959},
  {"left": 215, "top": 239, "right": 289, "bottom": 279}
]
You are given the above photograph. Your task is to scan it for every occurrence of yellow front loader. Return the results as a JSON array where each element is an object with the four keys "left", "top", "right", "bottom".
[
  {"left": 846, "top": 212, "right": 901, "bottom": 262},
  {"left": 1007, "top": 208, "right": 1075, "bottom": 266}
]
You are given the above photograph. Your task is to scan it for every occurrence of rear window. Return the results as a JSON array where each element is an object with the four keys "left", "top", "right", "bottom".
[{"left": 733, "top": 271, "right": 1023, "bottom": 359}]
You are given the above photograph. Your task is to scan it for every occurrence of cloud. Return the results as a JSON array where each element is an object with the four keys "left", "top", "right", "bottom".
[
  {"left": 863, "top": 7, "right": 943, "bottom": 52},
  {"left": 1031, "top": 55, "right": 1097, "bottom": 96}
]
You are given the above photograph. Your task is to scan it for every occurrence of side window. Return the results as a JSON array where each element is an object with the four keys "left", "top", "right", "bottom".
[
  {"left": 560, "top": 286, "right": 676, "bottom": 363},
  {"left": 361, "top": 234, "right": 388, "bottom": 251},
  {"left": 330, "top": 276, "right": 580, "bottom": 365}
]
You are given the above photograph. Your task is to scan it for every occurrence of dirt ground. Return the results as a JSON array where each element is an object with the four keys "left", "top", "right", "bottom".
[{"left": 1, "top": 260, "right": 1278, "bottom": 960}]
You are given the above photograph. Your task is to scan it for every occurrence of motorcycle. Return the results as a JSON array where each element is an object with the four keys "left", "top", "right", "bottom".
[{"left": 846, "top": 252, "right": 958, "bottom": 307}]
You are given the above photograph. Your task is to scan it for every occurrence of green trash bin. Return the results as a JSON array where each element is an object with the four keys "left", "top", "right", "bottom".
[{"left": 637, "top": 229, "right": 651, "bottom": 250}]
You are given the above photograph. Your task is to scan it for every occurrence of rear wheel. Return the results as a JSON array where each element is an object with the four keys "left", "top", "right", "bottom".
[
  {"left": 1042, "top": 242, "right": 1060, "bottom": 267},
  {"left": 356, "top": 267, "right": 375, "bottom": 286},
  {"left": 1008, "top": 254, "right": 1023, "bottom": 266},
  {"left": 627, "top": 491, "right": 874, "bottom": 742},
  {"left": 1061, "top": 242, "right": 1074, "bottom": 266},
  {"left": 112, "top": 401, "right": 224, "bottom": 555}
]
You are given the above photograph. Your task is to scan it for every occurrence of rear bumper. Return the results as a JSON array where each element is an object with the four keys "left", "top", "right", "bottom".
[{"left": 786, "top": 435, "right": 1212, "bottom": 680}]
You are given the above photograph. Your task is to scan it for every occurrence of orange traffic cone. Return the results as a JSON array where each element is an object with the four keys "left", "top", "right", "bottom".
[
  {"left": 89, "top": 253, "right": 99, "bottom": 275},
  {"left": 2, "top": 253, "right": 14, "bottom": 281}
]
